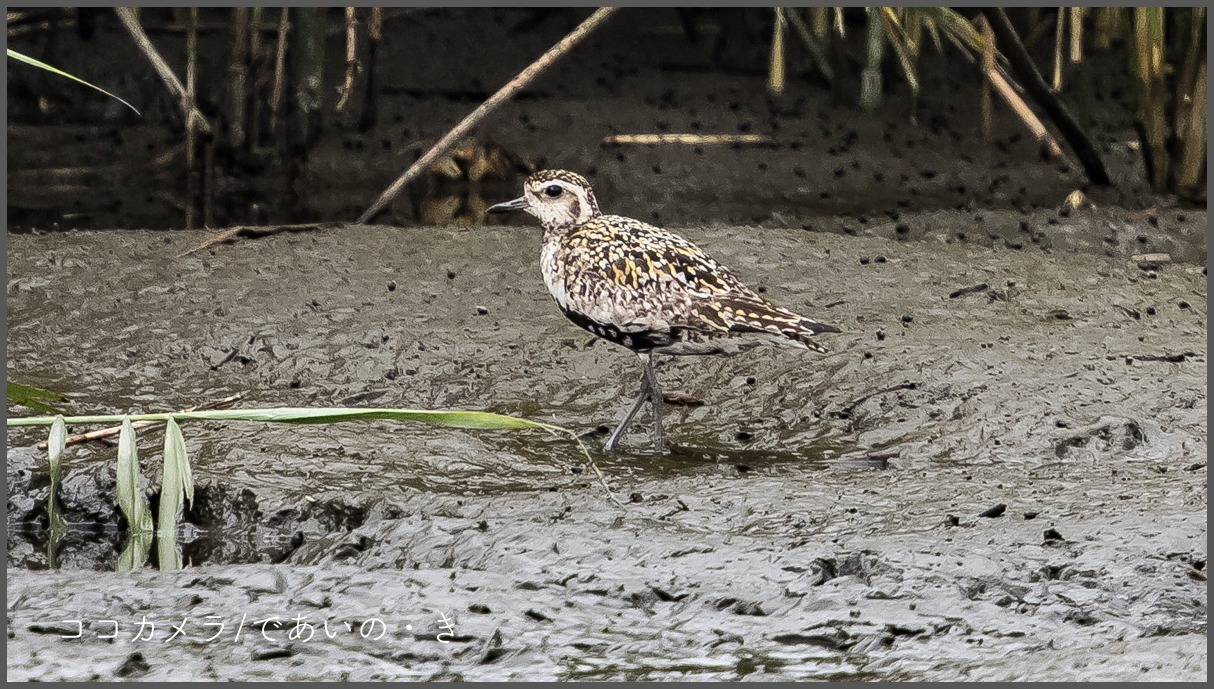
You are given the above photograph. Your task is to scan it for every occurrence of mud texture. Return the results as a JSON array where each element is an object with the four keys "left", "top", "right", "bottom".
[{"left": 6, "top": 213, "right": 1207, "bottom": 680}]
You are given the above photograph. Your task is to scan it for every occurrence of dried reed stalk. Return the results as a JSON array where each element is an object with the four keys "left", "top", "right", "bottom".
[
  {"left": 988, "top": 68, "right": 1063, "bottom": 160},
  {"left": 768, "top": 8, "right": 786, "bottom": 96},
  {"left": 785, "top": 8, "right": 833, "bottom": 83},
  {"left": 269, "top": 7, "right": 289, "bottom": 136},
  {"left": 982, "top": 8, "right": 1110, "bottom": 185},
  {"left": 336, "top": 7, "right": 358, "bottom": 112},
  {"left": 114, "top": 6, "right": 212, "bottom": 134},
  {"left": 228, "top": 7, "right": 250, "bottom": 148},
  {"left": 978, "top": 15, "right": 995, "bottom": 143},
  {"left": 1052, "top": 7, "right": 1065, "bottom": 90},
  {"left": 601, "top": 133, "right": 777, "bottom": 146},
  {"left": 1069, "top": 7, "right": 1084, "bottom": 64},
  {"left": 356, "top": 7, "right": 621, "bottom": 224},
  {"left": 185, "top": 7, "right": 199, "bottom": 230}
]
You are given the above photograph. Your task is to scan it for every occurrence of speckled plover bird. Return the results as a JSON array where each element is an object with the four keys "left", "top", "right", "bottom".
[{"left": 489, "top": 170, "right": 839, "bottom": 453}]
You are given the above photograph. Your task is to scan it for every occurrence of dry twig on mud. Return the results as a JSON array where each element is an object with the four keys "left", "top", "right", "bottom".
[
  {"left": 355, "top": 7, "right": 621, "bottom": 224},
  {"left": 177, "top": 222, "right": 344, "bottom": 257}
]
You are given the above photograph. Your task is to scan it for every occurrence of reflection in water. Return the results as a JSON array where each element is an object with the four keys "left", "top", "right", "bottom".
[{"left": 412, "top": 137, "right": 534, "bottom": 227}]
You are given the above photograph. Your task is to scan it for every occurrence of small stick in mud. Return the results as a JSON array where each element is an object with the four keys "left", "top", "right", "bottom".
[
  {"left": 600, "top": 133, "right": 777, "bottom": 147},
  {"left": 177, "top": 222, "right": 345, "bottom": 257},
  {"left": 355, "top": 7, "right": 621, "bottom": 224},
  {"left": 37, "top": 393, "right": 245, "bottom": 450},
  {"left": 1129, "top": 352, "right": 1200, "bottom": 363},
  {"left": 833, "top": 382, "right": 919, "bottom": 422},
  {"left": 828, "top": 450, "right": 898, "bottom": 470},
  {"left": 948, "top": 282, "right": 989, "bottom": 299}
]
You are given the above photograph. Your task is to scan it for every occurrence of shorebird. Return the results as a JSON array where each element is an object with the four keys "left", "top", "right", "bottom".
[{"left": 488, "top": 170, "right": 839, "bottom": 453}]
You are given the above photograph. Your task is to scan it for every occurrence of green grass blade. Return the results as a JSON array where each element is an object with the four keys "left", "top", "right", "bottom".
[
  {"left": 157, "top": 418, "right": 188, "bottom": 571},
  {"left": 46, "top": 416, "right": 69, "bottom": 567},
  {"left": 7, "top": 407, "right": 569, "bottom": 433},
  {"left": 170, "top": 418, "right": 194, "bottom": 506},
  {"left": 7, "top": 49, "right": 141, "bottom": 115},
  {"left": 118, "top": 531, "right": 153, "bottom": 572},
  {"left": 116, "top": 418, "right": 154, "bottom": 536},
  {"left": 7, "top": 381, "right": 63, "bottom": 414}
]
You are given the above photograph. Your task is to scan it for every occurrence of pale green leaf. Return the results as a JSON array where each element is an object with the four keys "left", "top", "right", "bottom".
[{"left": 7, "top": 49, "right": 141, "bottom": 115}]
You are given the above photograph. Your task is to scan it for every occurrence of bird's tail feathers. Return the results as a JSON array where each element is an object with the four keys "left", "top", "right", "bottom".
[{"left": 713, "top": 295, "right": 840, "bottom": 353}]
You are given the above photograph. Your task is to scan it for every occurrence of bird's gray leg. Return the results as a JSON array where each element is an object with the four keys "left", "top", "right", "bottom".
[
  {"left": 604, "top": 378, "right": 649, "bottom": 452},
  {"left": 643, "top": 352, "right": 666, "bottom": 453}
]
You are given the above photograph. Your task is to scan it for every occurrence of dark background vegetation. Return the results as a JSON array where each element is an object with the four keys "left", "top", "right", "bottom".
[{"left": 6, "top": 7, "right": 1207, "bottom": 233}]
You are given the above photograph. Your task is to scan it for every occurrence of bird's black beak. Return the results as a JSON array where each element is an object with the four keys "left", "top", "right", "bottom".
[{"left": 487, "top": 196, "right": 529, "bottom": 213}]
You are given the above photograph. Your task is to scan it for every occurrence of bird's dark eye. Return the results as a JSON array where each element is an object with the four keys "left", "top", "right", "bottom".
[{"left": 544, "top": 185, "right": 563, "bottom": 198}]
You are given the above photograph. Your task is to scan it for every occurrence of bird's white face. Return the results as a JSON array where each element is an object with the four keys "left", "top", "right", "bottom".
[{"left": 488, "top": 170, "right": 601, "bottom": 230}]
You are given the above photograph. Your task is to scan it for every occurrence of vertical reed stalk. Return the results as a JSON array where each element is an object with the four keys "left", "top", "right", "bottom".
[
  {"left": 1052, "top": 7, "right": 1066, "bottom": 90},
  {"left": 1069, "top": 7, "right": 1084, "bottom": 64},
  {"left": 185, "top": 7, "right": 198, "bottom": 229},
  {"left": 768, "top": 8, "right": 786, "bottom": 96},
  {"left": 1130, "top": 7, "right": 1170, "bottom": 190},
  {"left": 859, "top": 8, "right": 884, "bottom": 112},
  {"left": 228, "top": 7, "right": 250, "bottom": 149},
  {"left": 978, "top": 15, "right": 995, "bottom": 142},
  {"left": 359, "top": 6, "right": 383, "bottom": 132},
  {"left": 287, "top": 7, "right": 326, "bottom": 150},
  {"left": 269, "top": 7, "right": 289, "bottom": 138},
  {"left": 249, "top": 6, "right": 263, "bottom": 148},
  {"left": 336, "top": 7, "right": 357, "bottom": 112},
  {"left": 809, "top": 7, "right": 828, "bottom": 39}
]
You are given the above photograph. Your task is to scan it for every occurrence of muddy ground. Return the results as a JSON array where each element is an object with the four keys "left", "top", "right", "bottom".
[{"left": 6, "top": 212, "right": 1207, "bottom": 680}]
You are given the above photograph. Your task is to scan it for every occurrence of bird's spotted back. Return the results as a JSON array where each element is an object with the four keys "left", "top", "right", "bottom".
[{"left": 563, "top": 216, "right": 740, "bottom": 295}]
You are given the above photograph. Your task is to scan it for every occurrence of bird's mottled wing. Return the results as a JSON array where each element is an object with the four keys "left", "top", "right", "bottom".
[{"left": 563, "top": 216, "right": 746, "bottom": 297}]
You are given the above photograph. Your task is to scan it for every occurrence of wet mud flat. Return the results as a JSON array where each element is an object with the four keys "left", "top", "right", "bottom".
[{"left": 6, "top": 215, "right": 1208, "bottom": 680}]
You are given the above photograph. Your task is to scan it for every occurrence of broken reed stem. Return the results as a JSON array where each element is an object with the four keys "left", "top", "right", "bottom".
[
  {"left": 784, "top": 7, "right": 833, "bottom": 84},
  {"left": 356, "top": 6, "right": 621, "bottom": 224},
  {"left": 983, "top": 7, "right": 1110, "bottom": 185},
  {"left": 36, "top": 393, "right": 245, "bottom": 450},
  {"left": 988, "top": 67, "right": 1064, "bottom": 159},
  {"left": 768, "top": 8, "right": 786, "bottom": 96},
  {"left": 269, "top": 7, "right": 290, "bottom": 137},
  {"left": 113, "top": 7, "right": 211, "bottom": 135},
  {"left": 336, "top": 7, "right": 358, "bottom": 112},
  {"left": 978, "top": 15, "right": 995, "bottom": 143},
  {"left": 602, "top": 133, "right": 776, "bottom": 146}
]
